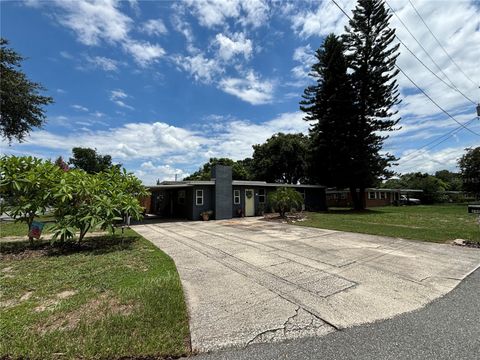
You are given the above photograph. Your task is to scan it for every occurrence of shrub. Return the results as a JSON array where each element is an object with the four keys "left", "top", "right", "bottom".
[
  {"left": 268, "top": 187, "right": 304, "bottom": 218},
  {"left": 0, "top": 156, "right": 61, "bottom": 243},
  {"left": 51, "top": 167, "right": 149, "bottom": 243}
]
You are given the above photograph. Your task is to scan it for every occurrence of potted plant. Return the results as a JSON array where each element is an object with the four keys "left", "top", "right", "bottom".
[{"left": 200, "top": 210, "right": 213, "bottom": 221}]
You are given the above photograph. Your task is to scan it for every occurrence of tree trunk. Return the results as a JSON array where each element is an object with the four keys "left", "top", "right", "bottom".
[
  {"left": 350, "top": 187, "right": 366, "bottom": 210},
  {"left": 78, "top": 224, "right": 91, "bottom": 244},
  {"left": 27, "top": 214, "right": 35, "bottom": 246}
]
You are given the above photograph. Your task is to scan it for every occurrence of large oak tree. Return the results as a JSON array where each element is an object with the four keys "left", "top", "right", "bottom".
[{"left": 0, "top": 38, "right": 53, "bottom": 143}]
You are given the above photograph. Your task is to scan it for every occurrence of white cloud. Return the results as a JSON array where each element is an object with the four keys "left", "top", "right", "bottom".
[
  {"left": 219, "top": 71, "right": 274, "bottom": 105},
  {"left": 39, "top": 0, "right": 165, "bottom": 67},
  {"left": 214, "top": 32, "right": 253, "bottom": 61},
  {"left": 122, "top": 39, "right": 165, "bottom": 66},
  {"left": 9, "top": 112, "right": 310, "bottom": 183},
  {"left": 136, "top": 162, "right": 190, "bottom": 184},
  {"left": 291, "top": 44, "right": 315, "bottom": 80},
  {"left": 110, "top": 89, "right": 134, "bottom": 110},
  {"left": 174, "top": 54, "right": 223, "bottom": 83},
  {"left": 86, "top": 55, "right": 119, "bottom": 71},
  {"left": 141, "top": 19, "right": 168, "bottom": 36},
  {"left": 290, "top": 0, "right": 354, "bottom": 38},
  {"left": 71, "top": 104, "right": 89, "bottom": 112},
  {"left": 183, "top": 0, "right": 269, "bottom": 28},
  {"left": 395, "top": 145, "right": 473, "bottom": 174},
  {"left": 53, "top": 0, "right": 132, "bottom": 46}
]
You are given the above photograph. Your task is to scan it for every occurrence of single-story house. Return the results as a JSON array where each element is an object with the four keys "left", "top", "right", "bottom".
[
  {"left": 143, "top": 165, "right": 327, "bottom": 220},
  {"left": 326, "top": 188, "right": 424, "bottom": 207}
]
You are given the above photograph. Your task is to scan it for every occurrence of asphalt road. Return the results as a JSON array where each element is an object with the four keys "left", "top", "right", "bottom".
[{"left": 193, "top": 268, "right": 480, "bottom": 360}]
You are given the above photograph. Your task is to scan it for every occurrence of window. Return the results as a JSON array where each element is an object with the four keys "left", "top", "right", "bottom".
[
  {"left": 178, "top": 190, "right": 185, "bottom": 204},
  {"left": 379, "top": 192, "right": 386, "bottom": 200},
  {"left": 233, "top": 189, "right": 240, "bottom": 204},
  {"left": 340, "top": 193, "right": 347, "bottom": 200},
  {"left": 258, "top": 188, "right": 266, "bottom": 203},
  {"left": 368, "top": 192, "right": 376, "bottom": 199},
  {"left": 195, "top": 189, "right": 204, "bottom": 206}
]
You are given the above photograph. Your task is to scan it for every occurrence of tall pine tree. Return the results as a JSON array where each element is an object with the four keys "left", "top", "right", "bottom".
[
  {"left": 342, "top": 0, "right": 400, "bottom": 209},
  {"left": 300, "top": 34, "right": 356, "bottom": 188}
]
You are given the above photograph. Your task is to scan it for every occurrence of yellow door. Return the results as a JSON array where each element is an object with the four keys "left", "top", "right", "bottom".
[{"left": 245, "top": 189, "right": 255, "bottom": 216}]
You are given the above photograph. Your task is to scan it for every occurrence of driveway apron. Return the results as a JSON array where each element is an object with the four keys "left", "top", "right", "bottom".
[{"left": 132, "top": 218, "right": 480, "bottom": 352}]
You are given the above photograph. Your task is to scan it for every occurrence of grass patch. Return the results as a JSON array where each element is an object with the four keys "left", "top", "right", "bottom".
[
  {"left": 0, "top": 215, "right": 55, "bottom": 238},
  {"left": 297, "top": 204, "right": 480, "bottom": 243},
  {"left": 0, "top": 229, "right": 190, "bottom": 359}
]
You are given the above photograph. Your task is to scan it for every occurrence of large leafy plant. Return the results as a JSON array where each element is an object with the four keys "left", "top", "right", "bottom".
[
  {"left": 51, "top": 167, "right": 148, "bottom": 243},
  {"left": 0, "top": 156, "right": 61, "bottom": 243},
  {"left": 268, "top": 187, "right": 304, "bottom": 218}
]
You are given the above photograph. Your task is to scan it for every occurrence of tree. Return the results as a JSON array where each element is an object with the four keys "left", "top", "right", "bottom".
[
  {"left": 458, "top": 147, "right": 480, "bottom": 198},
  {"left": 341, "top": 0, "right": 401, "bottom": 209},
  {"left": 69, "top": 147, "right": 115, "bottom": 174},
  {"left": 268, "top": 187, "right": 304, "bottom": 218},
  {"left": 300, "top": 34, "right": 356, "bottom": 188},
  {"left": 184, "top": 158, "right": 252, "bottom": 181},
  {"left": 434, "top": 170, "right": 462, "bottom": 191},
  {"left": 54, "top": 156, "right": 69, "bottom": 172},
  {"left": 398, "top": 172, "right": 447, "bottom": 204},
  {"left": 0, "top": 38, "right": 53, "bottom": 143},
  {"left": 251, "top": 133, "right": 308, "bottom": 184},
  {"left": 51, "top": 167, "right": 148, "bottom": 243},
  {"left": 0, "top": 156, "right": 61, "bottom": 244}
]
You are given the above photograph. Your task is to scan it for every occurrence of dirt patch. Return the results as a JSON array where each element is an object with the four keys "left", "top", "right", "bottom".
[
  {"left": 0, "top": 248, "right": 49, "bottom": 261},
  {"left": 262, "top": 212, "right": 307, "bottom": 224},
  {"left": 37, "top": 293, "right": 135, "bottom": 334},
  {"left": 56, "top": 290, "right": 76, "bottom": 299},
  {"left": 20, "top": 291, "right": 33, "bottom": 301},
  {"left": 1, "top": 291, "right": 34, "bottom": 309},
  {"left": 35, "top": 298, "right": 60, "bottom": 312}
]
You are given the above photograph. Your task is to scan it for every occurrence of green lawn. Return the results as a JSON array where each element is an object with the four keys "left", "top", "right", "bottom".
[
  {"left": 298, "top": 204, "right": 480, "bottom": 243},
  {"left": 0, "top": 229, "right": 190, "bottom": 359},
  {"left": 0, "top": 216, "right": 55, "bottom": 238}
]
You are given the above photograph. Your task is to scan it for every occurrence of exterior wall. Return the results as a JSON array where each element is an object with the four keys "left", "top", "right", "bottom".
[
  {"left": 191, "top": 186, "right": 215, "bottom": 220},
  {"left": 327, "top": 190, "right": 398, "bottom": 208},
  {"left": 365, "top": 191, "right": 393, "bottom": 207},
  {"left": 304, "top": 188, "right": 327, "bottom": 211},
  {"left": 232, "top": 186, "right": 271, "bottom": 217},
  {"left": 232, "top": 185, "right": 326, "bottom": 217}
]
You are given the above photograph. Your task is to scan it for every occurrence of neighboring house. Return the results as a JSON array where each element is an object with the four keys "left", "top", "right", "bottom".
[
  {"left": 326, "top": 188, "right": 423, "bottom": 208},
  {"left": 145, "top": 165, "right": 327, "bottom": 220}
]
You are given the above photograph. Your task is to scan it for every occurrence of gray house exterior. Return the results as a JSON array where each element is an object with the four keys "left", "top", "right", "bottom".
[{"left": 146, "top": 165, "right": 326, "bottom": 220}]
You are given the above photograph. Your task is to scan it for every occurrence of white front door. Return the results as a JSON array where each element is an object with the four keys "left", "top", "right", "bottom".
[{"left": 245, "top": 189, "right": 255, "bottom": 216}]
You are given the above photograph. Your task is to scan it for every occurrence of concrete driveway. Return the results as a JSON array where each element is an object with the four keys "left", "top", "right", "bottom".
[{"left": 133, "top": 218, "right": 480, "bottom": 352}]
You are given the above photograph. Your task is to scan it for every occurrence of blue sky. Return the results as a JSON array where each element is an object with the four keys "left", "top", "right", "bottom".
[{"left": 1, "top": 0, "right": 479, "bottom": 184}]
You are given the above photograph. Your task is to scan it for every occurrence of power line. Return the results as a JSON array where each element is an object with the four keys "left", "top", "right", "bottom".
[
  {"left": 385, "top": 1, "right": 475, "bottom": 104},
  {"left": 399, "top": 116, "right": 479, "bottom": 165},
  {"left": 397, "top": 67, "right": 480, "bottom": 136},
  {"left": 330, "top": 0, "right": 480, "bottom": 137},
  {"left": 408, "top": 0, "right": 478, "bottom": 88}
]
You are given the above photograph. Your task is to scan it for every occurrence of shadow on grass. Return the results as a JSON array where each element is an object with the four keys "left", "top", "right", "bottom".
[
  {"left": 318, "top": 208, "right": 386, "bottom": 215},
  {"left": 0, "top": 234, "right": 137, "bottom": 258}
]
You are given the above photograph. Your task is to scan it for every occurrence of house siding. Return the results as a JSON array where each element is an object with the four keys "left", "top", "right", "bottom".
[{"left": 191, "top": 186, "right": 215, "bottom": 220}]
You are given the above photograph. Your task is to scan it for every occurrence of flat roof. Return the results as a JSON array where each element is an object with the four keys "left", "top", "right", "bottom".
[
  {"left": 147, "top": 180, "right": 325, "bottom": 189},
  {"left": 326, "top": 188, "right": 423, "bottom": 193}
]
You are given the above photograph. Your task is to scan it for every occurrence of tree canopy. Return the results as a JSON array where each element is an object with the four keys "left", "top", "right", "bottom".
[
  {"left": 458, "top": 147, "right": 480, "bottom": 198},
  {"left": 341, "top": 0, "right": 401, "bottom": 208},
  {"left": 184, "top": 157, "right": 252, "bottom": 181},
  {"left": 300, "top": 34, "right": 356, "bottom": 187},
  {"left": 251, "top": 133, "right": 308, "bottom": 184},
  {"left": 69, "top": 147, "right": 116, "bottom": 174},
  {"left": 0, "top": 38, "right": 53, "bottom": 143}
]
